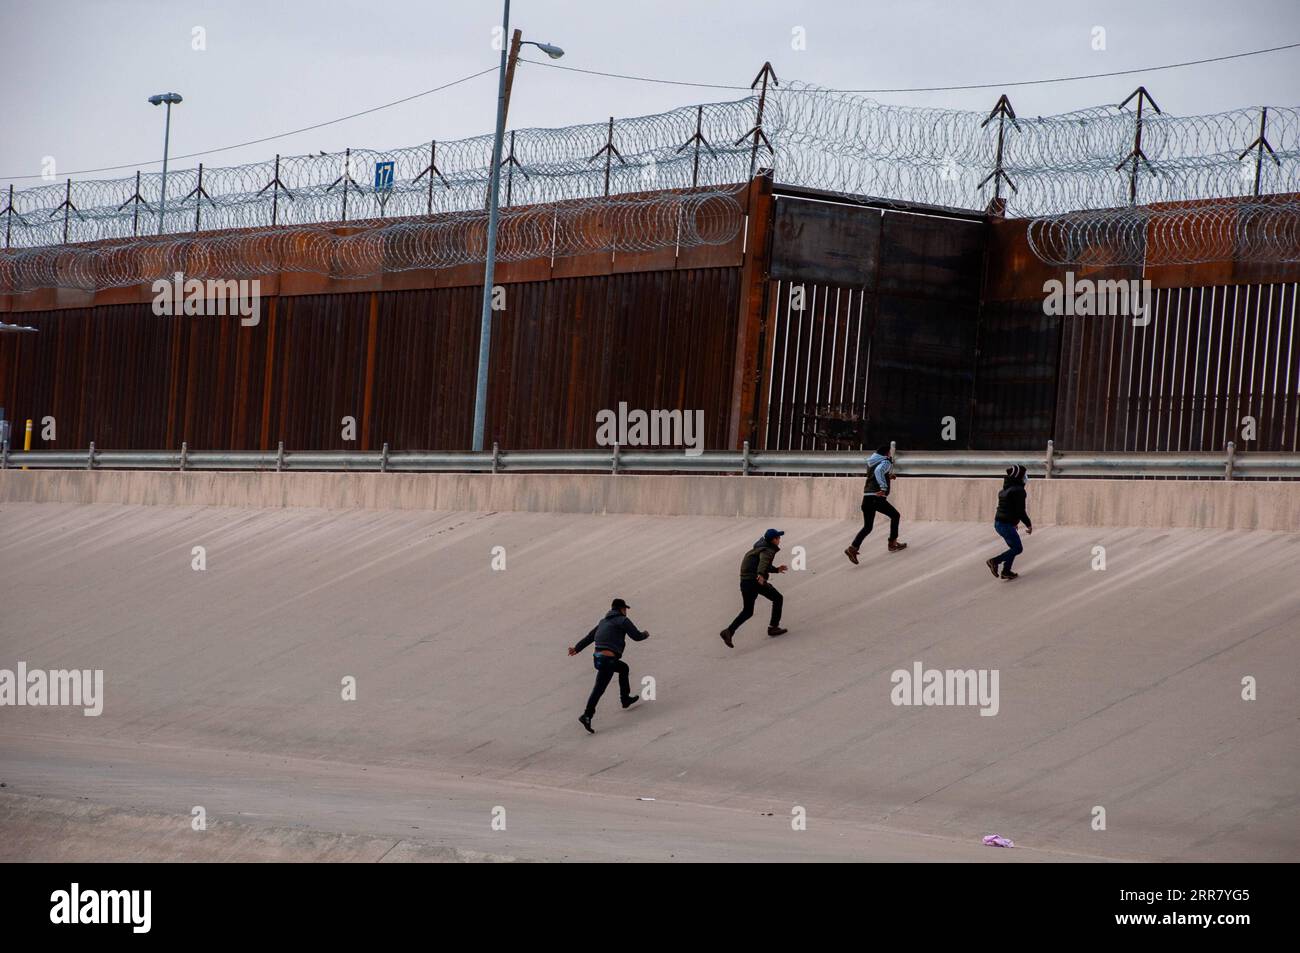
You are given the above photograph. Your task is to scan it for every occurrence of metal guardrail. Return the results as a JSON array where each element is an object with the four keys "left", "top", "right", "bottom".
[{"left": 1, "top": 440, "right": 1296, "bottom": 479}]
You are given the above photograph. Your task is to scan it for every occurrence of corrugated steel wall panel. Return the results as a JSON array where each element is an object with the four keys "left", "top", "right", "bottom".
[
  {"left": 0, "top": 269, "right": 743, "bottom": 453},
  {"left": 1051, "top": 282, "right": 1300, "bottom": 451},
  {"left": 969, "top": 302, "right": 1061, "bottom": 450},
  {"left": 761, "top": 205, "right": 986, "bottom": 451}
]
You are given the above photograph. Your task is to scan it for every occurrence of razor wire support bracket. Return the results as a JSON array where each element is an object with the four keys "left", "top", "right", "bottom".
[
  {"left": 1116, "top": 86, "right": 1161, "bottom": 206},
  {"left": 978, "top": 94, "right": 1019, "bottom": 203}
]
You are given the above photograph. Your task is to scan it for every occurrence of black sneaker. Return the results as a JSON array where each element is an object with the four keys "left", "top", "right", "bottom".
[
  {"left": 767, "top": 626, "right": 788, "bottom": 637},
  {"left": 1000, "top": 570, "right": 1019, "bottom": 581},
  {"left": 719, "top": 629, "right": 734, "bottom": 648},
  {"left": 578, "top": 714, "right": 594, "bottom": 733},
  {"left": 986, "top": 557, "right": 1000, "bottom": 578},
  {"left": 621, "top": 695, "right": 640, "bottom": 709}
]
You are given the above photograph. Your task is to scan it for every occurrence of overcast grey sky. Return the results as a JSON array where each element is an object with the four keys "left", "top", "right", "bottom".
[{"left": 2, "top": 0, "right": 1298, "bottom": 183}]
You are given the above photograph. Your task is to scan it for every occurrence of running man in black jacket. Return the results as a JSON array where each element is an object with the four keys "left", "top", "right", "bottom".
[
  {"left": 569, "top": 598, "right": 648, "bottom": 733},
  {"left": 719, "top": 529, "right": 788, "bottom": 648},
  {"left": 986, "top": 464, "right": 1033, "bottom": 581},
  {"left": 844, "top": 444, "right": 907, "bottom": 564}
]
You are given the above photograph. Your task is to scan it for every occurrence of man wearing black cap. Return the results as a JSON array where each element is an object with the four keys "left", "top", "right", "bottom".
[
  {"left": 719, "top": 528, "right": 789, "bottom": 648},
  {"left": 569, "top": 598, "right": 649, "bottom": 733},
  {"left": 844, "top": 443, "right": 907, "bottom": 564},
  {"left": 986, "top": 464, "right": 1032, "bottom": 581}
]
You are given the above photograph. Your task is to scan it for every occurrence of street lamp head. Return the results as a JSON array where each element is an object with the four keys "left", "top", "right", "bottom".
[
  {"left": 148, "top": 92, "right": 183, "bottom": 106},
  {"left": 531, "top": 41, "right": 565, "bottom": 59}
]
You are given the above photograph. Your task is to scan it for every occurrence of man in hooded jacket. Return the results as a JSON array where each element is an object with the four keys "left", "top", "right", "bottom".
[
  {"left": 986, "top": 464, "right": 1033, "bottom": 581},
  {"left": 719, "top": 528, "right": 788, "bottom": 648},
  {"left": 844, "top": 444, "right": 908, "bottom": 564}
]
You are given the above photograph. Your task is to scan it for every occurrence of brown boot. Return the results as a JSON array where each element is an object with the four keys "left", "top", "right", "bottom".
[
  {"left": 719, "top": 628, "right": 734, "bottom": 648},
  {"left": 888, "top": 539, "right": 908, "bottom": 553},
  {"left": 844, "top": 546, "right": 860, "bottom": 565}
]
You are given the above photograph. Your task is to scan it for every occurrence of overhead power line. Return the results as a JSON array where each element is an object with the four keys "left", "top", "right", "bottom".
[
  {"left": 0, "top": 66, "right": 497, "bottom": 182},
  {"left": 519, "top": 39, "right": 1300, "bottom": 93},
  {"left": 4, "top": 39, "right": 1297, "bottom": 183}
]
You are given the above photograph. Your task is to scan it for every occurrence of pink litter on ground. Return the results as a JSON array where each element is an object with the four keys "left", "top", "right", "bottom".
[{"left": 982, "top": 834, "right": 1015, "bottom": 848}]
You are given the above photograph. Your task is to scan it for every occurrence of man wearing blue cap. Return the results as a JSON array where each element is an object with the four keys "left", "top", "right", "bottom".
[{"left": 719, "top": 529, "right": 789, "bottom": 648}]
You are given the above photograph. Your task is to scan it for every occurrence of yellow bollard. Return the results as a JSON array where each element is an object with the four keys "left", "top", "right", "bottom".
[{"left": 22, "top": 418, "right": 31, "bottom": 470}]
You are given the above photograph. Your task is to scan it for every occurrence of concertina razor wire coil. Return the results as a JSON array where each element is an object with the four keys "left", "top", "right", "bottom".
[{"left": 2, "top": 83, "right": 1298, "bottom": 287}]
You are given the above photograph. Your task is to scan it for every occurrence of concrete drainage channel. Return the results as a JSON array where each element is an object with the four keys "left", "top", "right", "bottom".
[
  {"left": 0, "top": 794, "right": 525, "bottom": 863},
  {"left": 2, "top": 468, "right": 1298, "bottom": 531}
]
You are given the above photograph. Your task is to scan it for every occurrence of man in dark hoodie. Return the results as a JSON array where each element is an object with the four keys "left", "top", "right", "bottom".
[
  {"left": 719, "top": 528, "right": 788, "bottom": 648},
  {"left": 844, "top": 444, "right": 908, "bottom": 564},
  {"left": 569, "top": 598, "right": 648, "bottom": 733},
  {"left": 986, "top": 464, "right": 1033, "bottom": 581}
]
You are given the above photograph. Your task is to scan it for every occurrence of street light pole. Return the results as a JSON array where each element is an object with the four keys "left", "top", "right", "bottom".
[
  {"left": 470, "top": 14, "right": 564, "bottom": 451},
  {"left": 149, "top": 92, "right": 183, "bottom": 236},
  {"left": 471, "top": 0, "right": 512, "bottom": 452}
]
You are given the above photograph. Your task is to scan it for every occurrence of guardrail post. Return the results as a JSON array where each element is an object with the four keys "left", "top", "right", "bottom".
[
  {"left": 1, "top": 437, "right": 8, "bottom": 470},
  {"left": 611, "top": 443, "right": 620, "bottom": 475},
  {"left": 889, "top": 440, "right": 897, "bottom": 472},
  {"left": 491, "top": 441, "right": 499, "bottom": 475},
  {"left": 1225, "top": 441, "right": 1235, "bottom": 481},
  {"left": 179, "top": 441, "right": 188, "bottom": 471},
  {"left": 276, "top": 441, "right": 285, "bottom": 473},
  {"left": 742, "top": 440, "right": 751, "bottom": 476},
  {"left": 1045, "top": 440, "right": 1055, "bottom": 479},
  {"left": 87, "top": 442, "right": 96, "bottom": 470},
  {"left": 380, "top": 442, "right": 389, "bottom": 473}
]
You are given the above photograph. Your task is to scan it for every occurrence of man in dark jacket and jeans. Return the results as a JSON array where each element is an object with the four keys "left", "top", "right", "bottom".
[
  {"left": 569, "top": 598, "right": 648, "bottom": 733},
  {"left": 987, "top": 464, "right": 1033, "bottom": 581},
  {"left": 719, "top": 529, "right": 789, "bottom": 648}
]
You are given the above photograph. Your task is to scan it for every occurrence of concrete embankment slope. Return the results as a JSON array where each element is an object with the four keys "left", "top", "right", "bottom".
[
  {"left": 2, "top": 469, "right": 1298, "bottom": 530},
  {"left": 0, "top": 471, "right": 1297, "bottom": 861}
]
